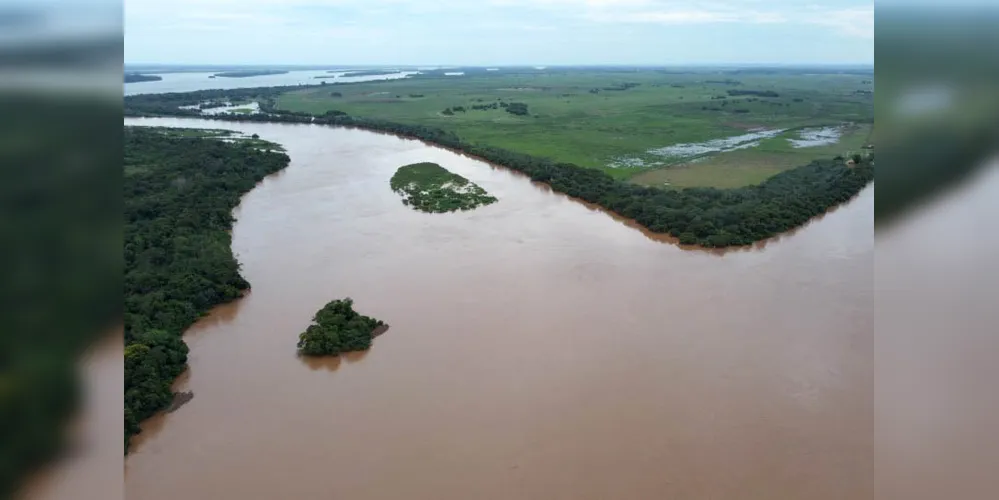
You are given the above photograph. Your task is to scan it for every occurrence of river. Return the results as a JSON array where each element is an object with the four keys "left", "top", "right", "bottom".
[
  {"left": 121, "top": 117, "right": 873, "bottom": 499},
  {"left": 124, "top": 70, "right": 417, "bottom": 96}
]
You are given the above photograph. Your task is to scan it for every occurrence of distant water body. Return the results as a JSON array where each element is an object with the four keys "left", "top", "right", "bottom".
[{"left": 124, "top": 70, "right": 418, "bottom": 96}]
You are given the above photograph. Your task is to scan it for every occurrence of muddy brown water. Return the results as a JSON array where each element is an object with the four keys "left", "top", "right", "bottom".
[
  {"left": 120, "top": 117, "right": 873, "bottom": 500},
  {"left": 18, "top": 330, "right": 124, "bottom": 500}
]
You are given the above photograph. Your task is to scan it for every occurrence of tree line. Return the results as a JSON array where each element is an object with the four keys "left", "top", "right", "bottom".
[
  {"left": 124, "top": 127, "right": 290, "bottom": 451},
  {"left": 124, "top": 91, "right": 874, "bottom": 247},
  {"left": 727, "top": 89, "right": 780, "bottom": 97}
]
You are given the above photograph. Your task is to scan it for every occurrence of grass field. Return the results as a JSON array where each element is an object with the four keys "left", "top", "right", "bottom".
[{"left": 275, "top": 67, "right": 873, "bottom": 186}]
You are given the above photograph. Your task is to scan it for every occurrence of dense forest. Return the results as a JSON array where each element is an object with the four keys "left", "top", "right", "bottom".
[
  {"left": 124, "top": 91, "right": 874, "bottom": 247},
  {"left": 124, "top": 127, "right": 289, "bottom": 451},
  {"left": 297, "top": 298, "right": 387, "bottom": 356},
  {"left": 124, "top": 73, "right": 163, "bottom": 83},
  {"left": 390, "top": 162, "right": 498, "bottom": 212}
]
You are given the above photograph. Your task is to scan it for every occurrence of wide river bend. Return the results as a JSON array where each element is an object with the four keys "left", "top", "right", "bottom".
[{"left": 121, "top": 117, "right": 873, "bottom": 500}]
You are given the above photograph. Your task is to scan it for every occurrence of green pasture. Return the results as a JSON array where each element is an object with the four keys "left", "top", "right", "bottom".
[{"left": 275, "top": 68, "right": 873, "bottom": 186}]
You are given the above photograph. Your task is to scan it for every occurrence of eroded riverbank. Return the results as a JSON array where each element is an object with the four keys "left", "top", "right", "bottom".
[{"left": 122, "top": 117, "right": 873, "bottom": 500}]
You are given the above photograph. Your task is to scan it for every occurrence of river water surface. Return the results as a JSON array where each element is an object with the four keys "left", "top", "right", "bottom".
[
  {"left": 124, "top": 70, "right": 416, "bottom": 96},
  {"left": 122, "top": 117, "right": 873, "bottom": 499}
]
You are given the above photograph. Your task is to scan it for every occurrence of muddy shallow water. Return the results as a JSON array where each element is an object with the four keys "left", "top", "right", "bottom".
[{"left": 121, "top": 117, "right": 873, "bottom": 500}]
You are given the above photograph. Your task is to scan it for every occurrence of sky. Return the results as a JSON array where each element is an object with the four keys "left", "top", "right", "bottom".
[{"left": 124, "top": 0, "right": 874, "bottom": 66}]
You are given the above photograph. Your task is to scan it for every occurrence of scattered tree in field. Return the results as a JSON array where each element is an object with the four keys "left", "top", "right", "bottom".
[{"left": 505, "top": 102, "right": 529, "bottom": 116}]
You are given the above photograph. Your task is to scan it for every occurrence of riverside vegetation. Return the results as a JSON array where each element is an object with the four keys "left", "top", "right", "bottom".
[
  {"left": 297, "top": 299, "right": 388, "bottom": 356},
  {"left": 123, "top": 67, "right": 874, "bottom": 247},
  {"left": 390, "top": 162, "right": 498, "bottom": 212},
  {"left": 124, "top": 126, "right": 289, "bottom": 451}
]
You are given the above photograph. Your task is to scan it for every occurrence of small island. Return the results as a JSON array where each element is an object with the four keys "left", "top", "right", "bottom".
[
  {"left": 328, "top": 69, "right": 399, "bottom": 77},
  {"left": 297, "top": 298, "right": 388, "bottom": 356},
  {"left": 124, "top": 73, "right": 162, "bottom": 83},
  {"left": 390, "top": 162, "right": 497, "bottom": 213},
  {"left": 212, "top": 70, "right": 289, "bottom": 78}
]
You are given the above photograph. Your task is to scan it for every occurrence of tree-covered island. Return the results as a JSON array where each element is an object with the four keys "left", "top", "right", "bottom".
[{"left": 297, "top": 299, "right": 388, "bottom": 356}]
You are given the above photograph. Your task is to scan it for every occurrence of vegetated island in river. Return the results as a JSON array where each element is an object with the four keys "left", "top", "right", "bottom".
[
  {"left": 390, "top": 162, "right": 498, "bottom": 213},
  {"left": 124, "top": 126, "right": 290, "bottom": 452},
  {"left": 316, "top": 69, "right": 399, "bottom": 78},
  {"left": 212, "top": 70, "right": 289, "bottom": 78},
  {"left": 124, "top": 73, "right": 163, "bottom": 83},
  {"left": 297, "top": 299, "right": 388, "bottom": 356}
]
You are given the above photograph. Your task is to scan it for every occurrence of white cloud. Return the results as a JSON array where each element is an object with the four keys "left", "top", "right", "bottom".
[
  {"left": 484, "top": 0, "right": 871, "bottom": 37},
  {"left": 127, "top": 0, "right": 871, "bottom": 34},
  {"left": 125, "top": 0, "right": 872, "bottom": 63},
  {"left": 590, "top": 8, "right": 787, "bottom": 25},
  {"left": 804, "top": 6, "right": 874, "bottom": 39}
]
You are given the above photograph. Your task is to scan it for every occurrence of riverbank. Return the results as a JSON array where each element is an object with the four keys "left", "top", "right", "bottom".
[
  {"left": 124, "top": 127, "right": 291, "bottom": 451},
  {"left": 123, "top": 93, "right": 874, "bottom": 249},
  {"left": 121, "top": 115, "right": 874, "bottom": 500}
]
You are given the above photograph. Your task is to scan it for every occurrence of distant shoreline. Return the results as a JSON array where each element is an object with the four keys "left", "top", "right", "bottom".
[
  {"left": 124, "top": 73, "right": 163, "bottom": 83},
  {"left": 213, "top": 70, "right": 290, "bottom": 78}
]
